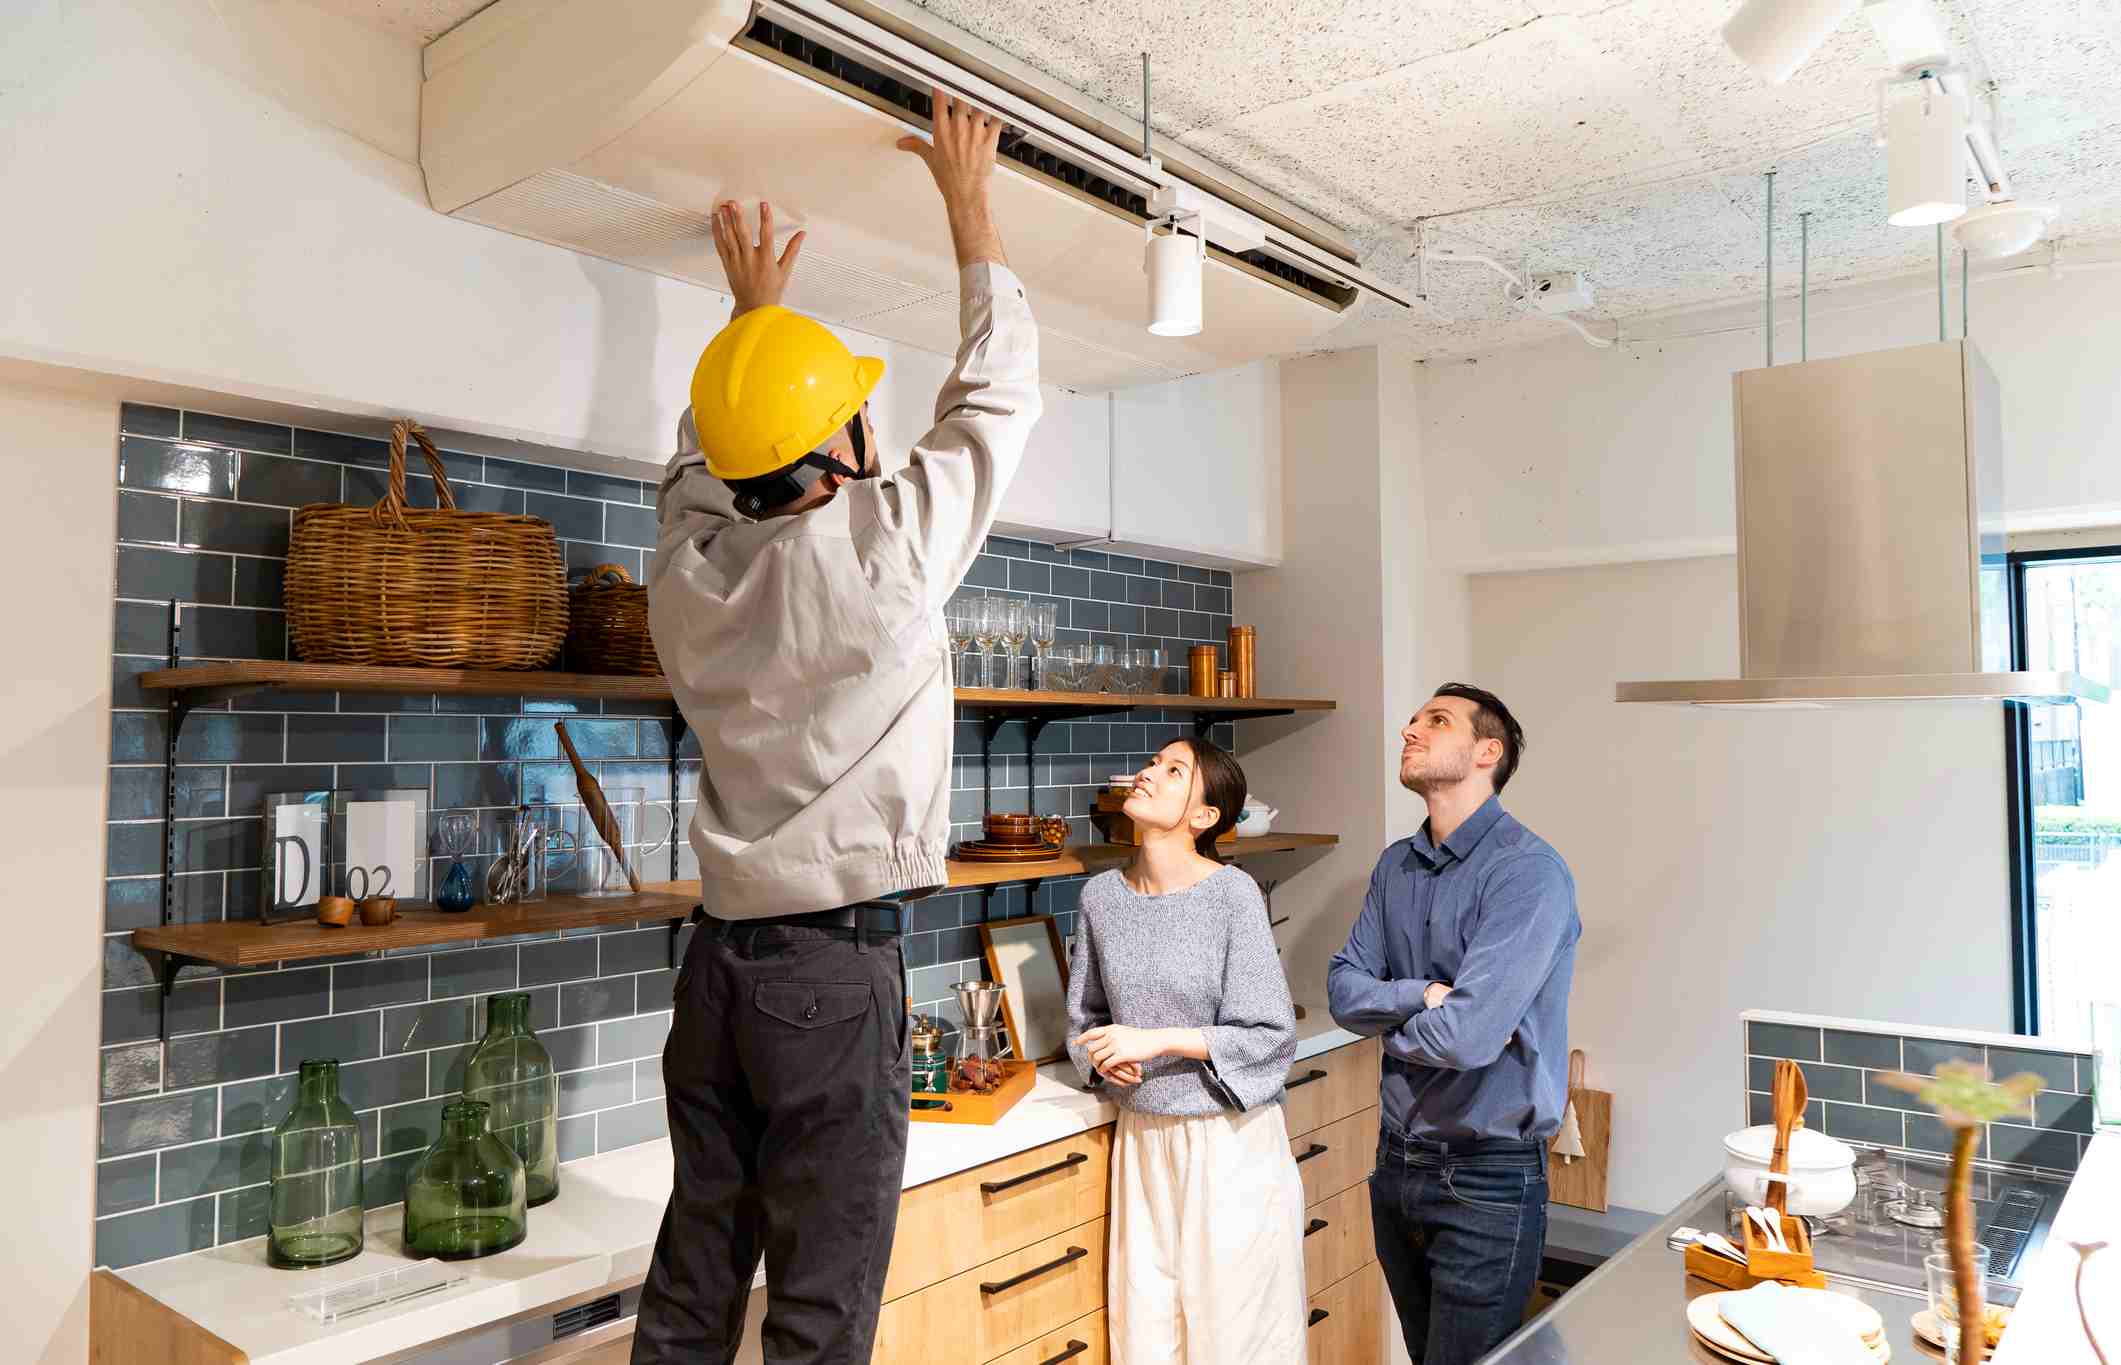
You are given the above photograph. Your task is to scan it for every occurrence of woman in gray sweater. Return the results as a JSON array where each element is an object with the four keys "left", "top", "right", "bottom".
[{"left": 1067, "top": 737, "right": 1305, "bottom": 1364}]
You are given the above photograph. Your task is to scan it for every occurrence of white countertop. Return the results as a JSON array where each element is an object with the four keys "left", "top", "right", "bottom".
[
  {"left": 117, "top": 1021, "right": 1365, "bottom": 1365},
  {"left": 1990, "top": 1130, "right": 2120, "bottom": 1365}
]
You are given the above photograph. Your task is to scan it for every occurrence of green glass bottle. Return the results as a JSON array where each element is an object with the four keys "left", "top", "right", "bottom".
[
  {"left": 268, "top": 1059, "right": 364, "bottom": 1269},
  {"left": 403, "top": 1099, "right": 527, "bottom": 1260},
  {"left": 462, "top": 991, "right": 559, "bottom": 1207}
]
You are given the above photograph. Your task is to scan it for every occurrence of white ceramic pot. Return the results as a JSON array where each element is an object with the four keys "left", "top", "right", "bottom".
[
  {"left": 1720, "top": 1124, "right": 1857, "bottom": 1216},
  {"left": 1233, "top": 799, "right": 1278, "bottom": 838}
]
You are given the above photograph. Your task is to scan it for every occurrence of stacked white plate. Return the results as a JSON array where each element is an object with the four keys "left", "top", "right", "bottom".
[{"left": 1686, "top": 1290, "right": 1890, "bottom": 1363}]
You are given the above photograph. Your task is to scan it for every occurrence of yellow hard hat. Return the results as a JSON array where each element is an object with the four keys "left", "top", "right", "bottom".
[{"left": 689, "top": 306, "right": 885, "bottom": 482}]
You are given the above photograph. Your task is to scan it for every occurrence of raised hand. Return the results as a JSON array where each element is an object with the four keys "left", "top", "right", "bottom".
[
  {"left": 711, "top": 200, "right": 805, "bottom": 317},
  {"left": 896, "top": 87, "right": 1007, "bottom": 268}
]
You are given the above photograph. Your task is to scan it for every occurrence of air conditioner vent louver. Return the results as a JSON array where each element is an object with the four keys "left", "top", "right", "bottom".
[{"left": 552, "top": 1293, "right": 621, "bottom": 1341}]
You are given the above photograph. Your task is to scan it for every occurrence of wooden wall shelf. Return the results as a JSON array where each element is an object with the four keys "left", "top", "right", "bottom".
[
  {"left": 131, "top": 837, "right": 1338, "bottom": 969},
  {"left": 139, "top": 662, "right": 1338, "bottom": 722}
]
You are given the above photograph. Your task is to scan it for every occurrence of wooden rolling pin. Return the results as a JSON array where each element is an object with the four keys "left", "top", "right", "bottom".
[{"left": 555, "top": 721, "right": 641, "bottom": 893}]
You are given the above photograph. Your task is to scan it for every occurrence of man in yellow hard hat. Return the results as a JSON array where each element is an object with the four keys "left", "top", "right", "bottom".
[{"left": 636, "top": 90, "right": 1040, "bottom": 1365}]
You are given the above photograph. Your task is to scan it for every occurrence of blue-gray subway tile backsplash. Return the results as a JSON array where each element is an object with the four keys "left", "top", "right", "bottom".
[
  {"left": 1746, "top": 1022, "right": 2092, "bottom": 1173},
  {"left": 99, "top": 407, "right": 1245, "bottom": 1265}
]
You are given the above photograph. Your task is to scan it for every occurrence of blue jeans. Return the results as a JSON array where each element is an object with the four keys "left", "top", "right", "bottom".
[{"left": 1369, "top": 1125, "right": 1548, "bottom": 1365}]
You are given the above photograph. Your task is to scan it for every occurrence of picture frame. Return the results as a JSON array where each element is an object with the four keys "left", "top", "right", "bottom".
[
  {"left": 260, "top": 790, "right": 334, "bottom": 925},
  {"left": 980, "top": 914, "right": 1071, "bottom": 1065},
  {"left": 327, "top": 787, "right": 430, "bottom": 905}
]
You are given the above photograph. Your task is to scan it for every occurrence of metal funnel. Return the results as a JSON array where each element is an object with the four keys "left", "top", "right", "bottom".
[{"left": 954, "top": 980, "right": 1006, "bottom": 1029}]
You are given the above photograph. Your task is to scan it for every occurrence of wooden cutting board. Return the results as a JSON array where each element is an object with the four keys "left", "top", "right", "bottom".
[{"left": 1548, "top": 1048, "right": 1611, "bottom": 1213}]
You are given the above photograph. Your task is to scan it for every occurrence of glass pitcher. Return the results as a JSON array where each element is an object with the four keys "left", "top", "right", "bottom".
[{"left": 267, "top": 1059, "right": 364, "bottom": 1269}]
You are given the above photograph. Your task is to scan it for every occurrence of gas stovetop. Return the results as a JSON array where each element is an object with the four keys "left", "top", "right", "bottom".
[{"left": 1716, "top": 1148, "right": 2071, "bottom": 1302}]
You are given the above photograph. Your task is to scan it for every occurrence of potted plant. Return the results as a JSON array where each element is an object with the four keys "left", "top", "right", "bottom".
[{"left": 1876, "top": 1061, "right": 2041, "bottom": 1362}]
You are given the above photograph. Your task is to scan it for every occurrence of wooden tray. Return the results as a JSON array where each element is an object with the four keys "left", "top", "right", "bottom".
[
  {"left": 909, "top": 1058, "right": 1037, "bottom": 1125},
  {"left": 1684, "top": 1243, "right": 1826, "bottom": 1290},
  {"left": 1740, "top": 1211, "right": 1817, "bottom": 1282}
]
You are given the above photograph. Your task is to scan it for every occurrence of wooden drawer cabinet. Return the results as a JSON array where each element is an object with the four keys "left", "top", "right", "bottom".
[
  {"left": 1306, "top": 1261, "right": 1385, "bottom": 1365},
  {"left": 1302, "top": 1180, "right": 1375, "bottom": 1296},
  {"left": 883, "top": 1127, "right": 1111, "bottom": 1301},
  {"left": 873, "top": 1218, "right": 1108, "bottom": 1365},
  {"left": 987, "top": 1308, "right": 1108, "bottom": 1365},
  {"left": 1282, "top": 1037, "right": 1380, "bottom": 1140},
  {"left": 1291, "top": 1106, "right": 1379, "bottom": 1208}
]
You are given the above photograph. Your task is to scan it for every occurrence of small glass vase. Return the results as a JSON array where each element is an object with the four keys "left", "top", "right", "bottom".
[
  {"left": 404, "top": 1100, "right": 528, "bottom": 1260},
  {"left": 268, "top": 1059, "right": 364, "bottom": 1269},
  {"left": 463, "top": 991, "right": 559, "bottom": 1206}
]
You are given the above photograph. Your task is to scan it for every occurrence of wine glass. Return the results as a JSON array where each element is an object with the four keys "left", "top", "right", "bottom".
[
  {"left": 974, "top": 598, "right": 1007, "bottom": 689},
  {"left": 945, "top": 597, "right": 976, "bottom": 686},
  {"left": 1028, "top": 602, "right": 1059, "bottom": 691},
  {"left": 1001, "top": 598, "right": 1029, "bottom": 689}
]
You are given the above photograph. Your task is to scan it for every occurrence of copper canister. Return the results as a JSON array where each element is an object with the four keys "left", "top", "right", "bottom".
[
  {"left": 1218, "top": 670, "right": 1237, "bottom": 698},
  {"left": 1189, "top": 644, "right": 1220, "bottom": 698},
  {"left": 1227, "top": 625, "right": 1257, "bottom": 699}
]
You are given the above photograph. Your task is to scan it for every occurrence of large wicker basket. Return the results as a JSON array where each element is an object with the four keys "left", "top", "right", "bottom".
[
  {"left": 566, "top": 563, "right": 661, "bottom": 675},
  {"left": 285, "top": 420, "right": 568, "bottom": 669}
]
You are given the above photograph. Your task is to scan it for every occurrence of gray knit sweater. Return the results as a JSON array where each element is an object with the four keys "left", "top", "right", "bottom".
[{"left": 1066, "top": 865, "right": 1298, "bottom": 1115}]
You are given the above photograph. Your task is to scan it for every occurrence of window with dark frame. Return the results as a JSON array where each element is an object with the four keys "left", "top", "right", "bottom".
[{"left": 2006, "top": 545, "right": 2121, "bottom": 1043}]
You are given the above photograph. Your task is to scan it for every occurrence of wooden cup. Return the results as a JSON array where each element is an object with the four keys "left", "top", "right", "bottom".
[
  {"left": 316, "top": 896, "right": 355, "bottom": 928},
  {"left": 357, "top": 896, "right": 398, "bottom": 926}
]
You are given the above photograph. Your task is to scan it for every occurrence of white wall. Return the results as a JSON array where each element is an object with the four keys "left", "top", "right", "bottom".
[
  {"left": 1405, "top": 252, "right": 2121, "bottom": 1214},
  {"left": 0, "top": 371, "right": 119, "bottom": 1365},
  {"left": 1422, "top": 263, "right": 2121, "bottom": 573},
  {"left": 1468, "top": 555, "right": 2009, "bottom": 1213},
  {"left": 0, "top": 0, "right": 1108, "bottom": 481}
]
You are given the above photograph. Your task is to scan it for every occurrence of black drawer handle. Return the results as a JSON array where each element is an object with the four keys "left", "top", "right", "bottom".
[
  {"left": 1285, "top": 1068, "right": 1328, "bottom": 1091},
  {"left": 981, "top": 1150, "right": 1089, "bottom": 1196},
  {"left": 1309, "top": 1308, "right": 1331, "bottom": 1328},
  {"left": 1304, "top": 1218, "right": 1329, "bottom": 1238},
  {"left": 1038, "top": 1342, "right": 1090, "bottom": 1365},
  {"left": 1295, "top": 1143, "right": 1328, "bottom": 1165},
  {"left": 980, "top": 1246, "right": 1087, "bottom": 1296}
]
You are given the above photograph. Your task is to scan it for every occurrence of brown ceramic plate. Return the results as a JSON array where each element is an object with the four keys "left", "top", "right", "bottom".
[{"left": 951, "top": 841, "right": 1069, "bottom": 863}]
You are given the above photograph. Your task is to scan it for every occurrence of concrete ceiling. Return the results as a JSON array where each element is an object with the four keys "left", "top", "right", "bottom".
[
  {"left": 905, "top": 0, "right": 2121, "bottom": 356},
  {"left": 336, "top": 0, "right": 2120, "bottom": 357}
]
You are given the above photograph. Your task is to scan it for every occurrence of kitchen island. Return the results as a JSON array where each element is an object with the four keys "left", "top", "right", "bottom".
[{"left": 1485, "top": 1176, "right": 1925, "bottom": 1364}]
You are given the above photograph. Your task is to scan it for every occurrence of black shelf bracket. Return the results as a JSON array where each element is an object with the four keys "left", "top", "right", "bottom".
[
  {"left": 157, "top": 600, "right": 192, "bottom": 1044},
  {"left": 663, "top": 705, "right": 689, "bottom": 883}
]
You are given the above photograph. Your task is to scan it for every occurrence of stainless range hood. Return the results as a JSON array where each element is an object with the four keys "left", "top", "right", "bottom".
[{"left": 1616, "top": 339, "right": 2107, "bottom": 708}]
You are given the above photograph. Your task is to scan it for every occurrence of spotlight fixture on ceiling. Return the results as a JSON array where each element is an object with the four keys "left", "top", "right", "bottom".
[
  {"left": 1721, "top": 0, "right": 1861, "bottom": 84},
  {"left": 1145, "top": 201, "right": 1205, "bottom": 337},
  {"left": 1882, "top": 72, "right": 1968, "bottom": 226},
  {"left": 1415, "top": 225, "right": 1614, "bottom": 350},
  {"left": 1951, "top": 201, "right": 2059, "bottom": 259}
]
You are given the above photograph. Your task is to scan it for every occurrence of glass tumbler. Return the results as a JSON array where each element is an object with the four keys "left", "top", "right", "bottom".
[
  {"left": 1925, "top": 1242, "right": 1993, "bottom": 1362},
  {"left": 268, "top": 1059, "right": 364, "bottom": 1269},
  {"left": 1088, "top": 643, "right": 1118, "bottom": 693}
]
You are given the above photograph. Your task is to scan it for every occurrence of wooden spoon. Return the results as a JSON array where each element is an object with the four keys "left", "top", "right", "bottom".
[{"left": 1767, "top": 1058, "right": 1799, "bottom": 1215}]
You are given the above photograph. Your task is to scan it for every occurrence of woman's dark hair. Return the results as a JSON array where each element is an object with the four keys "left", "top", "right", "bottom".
[{"left": 1178, "top": 737, "right": 1248, "bottom": 862}]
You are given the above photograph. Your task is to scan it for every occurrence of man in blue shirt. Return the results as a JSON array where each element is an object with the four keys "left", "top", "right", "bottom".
[{"left": 1328, "top": 683, "right": 1580, "bottom": 1365}]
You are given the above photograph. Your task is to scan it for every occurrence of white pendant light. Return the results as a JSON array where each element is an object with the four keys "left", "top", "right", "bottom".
[
  {"left": 1722, "top": 0, "right": 1861, "bottom": 84},
  {"left": 1145, "top": 220, "right": 1203, "bottom": 337},
  {"left": 1951, "top": 201, "right": 2058, "bottom": 258},
  {"left": 1885, "top": 75, "right": 1967, "bottom": 226}
]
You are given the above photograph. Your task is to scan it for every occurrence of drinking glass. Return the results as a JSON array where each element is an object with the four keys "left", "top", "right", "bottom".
[
  {"left": 1139, "top": 647, "right": 1166, "bottom": 696},
  {"left": 1001, "top": 598, "right": 1030, "bottom": 689},
  {"left": 973, "top": 598, "right": 1005, "bottom": 689},
  {"left": 1925, "top": 1243, "right": 1992, "bottom": 1362},
  {"left": 1028, "top": 602, "right": 1059, "bottom": 690},
  {"left": 1057, "top": 642, "right": 1086, "bottom": 691},
  {"left": 1088, "top": 643, "right": 1118, "bottom": 693},
  {"left": 2092, "top": 1001, "right": 2121, "bottom": 1128},
  {"left": 945, "top": 598, "right": 977, "bottom": 687}
]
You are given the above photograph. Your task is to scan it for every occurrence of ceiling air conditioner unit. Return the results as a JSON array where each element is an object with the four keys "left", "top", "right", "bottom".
[{"left": 419, "top": 0, "right": 1411, "bottom": 390}]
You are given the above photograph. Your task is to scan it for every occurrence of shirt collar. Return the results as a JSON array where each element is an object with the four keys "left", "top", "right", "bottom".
[{"left": 1407, "top": 794, "right": 1507, "bottom": 869}]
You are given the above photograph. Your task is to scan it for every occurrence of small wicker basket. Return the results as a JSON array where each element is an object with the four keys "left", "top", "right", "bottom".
[
  {"left": 566, "top": 563, "right": 661, "bottom": 676},
  {"left": 285, "top": 420, "right": 568, "bottom": 669}
]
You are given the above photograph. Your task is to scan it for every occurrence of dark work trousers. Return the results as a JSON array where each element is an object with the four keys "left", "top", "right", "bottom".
[
  {"left": 631, "top": 908, "right": 911, "bottom": 1365},
  {"left": 1369, "top": 1126, "right": 1549, "bottom": 1365}
]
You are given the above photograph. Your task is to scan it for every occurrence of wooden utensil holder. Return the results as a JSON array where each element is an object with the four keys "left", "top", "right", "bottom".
[
  {"left": 1740, "top": 1211, "right": 1818, "bottom": 1283},
  {"left": 1684, "top": 1242, "right": 1827, "bottom": 1291}
]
